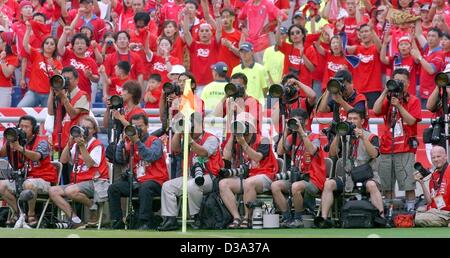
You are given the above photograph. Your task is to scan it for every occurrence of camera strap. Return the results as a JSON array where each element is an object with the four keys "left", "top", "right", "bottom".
[
  {"left": 117, "top": 51, "right": 131, "bottom": 66},
  {"left": 433, "top": 162, "right": 448, "bottom": 192}
]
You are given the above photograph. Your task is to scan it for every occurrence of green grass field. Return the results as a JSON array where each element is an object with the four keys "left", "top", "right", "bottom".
[{"left": 0, "top": 227, "right": 449, "bottom": 238}]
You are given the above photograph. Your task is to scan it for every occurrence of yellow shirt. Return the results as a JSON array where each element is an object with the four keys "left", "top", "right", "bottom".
[
  {"left": 263, "top": 46, "right": 285, "bottom": 85},
  {"left": 200, "top": 80, "right": 228, "bottom": 111},
  {"left": 231, "top": 63, "right": 268, "bottom": 104}
]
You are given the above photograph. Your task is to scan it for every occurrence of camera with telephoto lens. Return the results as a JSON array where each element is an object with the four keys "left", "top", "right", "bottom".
[
  {"left": 106, "top": 39, "right": 114, "bottom": 45},
  {"left": 171, "top": 116, "right": 195, "bottom": 133},
  {"left": 70, "top": 125, "right": 89, "bottom": 139},
  {"left": 230, "top": 120, "right": 249, "bottom": 136},
  {"left": 124, "top": 125, "right": 142, "bottom": 138},
  {"left": 268, "top": 83, "right": 298, "bottom": 99},
  {"left": 224, "top": 83, "right": 245, "bottom": 98},
  {"left": 414, "top": 162, "right": 431, "bottom": 178},
  {"left": 163, "top": 82, "right": 181, "bottom": 96},
  {"left": 287, "top": 118, "right": 304, "bottom": 131},
  {"left": 423, "top": 117, "right": 445, "bottom": 146},
  {"left": 191, "top": 163, "right": 205, "bottom": 186},
  {"left": 327, "top": 77, "right": 346, "bottom": 94},
  {"left": 321, "top": 121, "right": 338, "bottom": 152},
  {"left": 4, "top": 127, "right": 27, "bottom": 146},
  {"left": 109, "top": 95, "right": 124, "bottom": 110},
  {"left": 435, "top": 71, "right": 450, "bottom": 87},
  {"left": 246, "top": 199, "right": 265, "bottom": 209},
  {"left": 386, "top": 79, "right": 404, "bottom": 95},
  {"left": 219, "top": 164, "right": 249, "bottom": 178},
  {"left": 335, "top": 121, "right": 356, "bottom": 136},
  {"left": 50, "top": 74, "right": 70, "bottom": 91}
]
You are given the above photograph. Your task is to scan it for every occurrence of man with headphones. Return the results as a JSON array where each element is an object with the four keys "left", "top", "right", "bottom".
[
  {"left": 49, "top": 116, "right": 109, "bottom": 229},
  {"left": 0, "top": 115, "right": 57, "bottom": 227},
  {"left": 158, "top": 112, "right": 223, "bottom": 231},
  {"left": 109, "top": 114, "right": 169, "bottom": 230}
]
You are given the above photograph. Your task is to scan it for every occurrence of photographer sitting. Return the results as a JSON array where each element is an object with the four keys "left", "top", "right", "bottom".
[
  {"left": 158, "top": 112, "right": 223, "bottom": 231},
  {"left": 271, "top": 108, "right": 326, "bottom": 228},
  {"left": 373, "top": 68, "right": 422, "bottom": 212},
  {"left": 270, "top": 74, "right": 316, "bottom": 133},
  {"left": 316, "top": 109, "right": 384, "bottom": 228},
  {"left": 0, "top": 116, "right": 57, "bottom": 227},
  {"left": 317, "top": 69, "right": 368, "bottom": 128},
  {"left": 49, "top": 116, "right": 109, "bottom": 229},
  {"left": 219, "top": 112, "right": 278, "bottom": 229},
  {"left": 47, "top": 66, "right": 90, "bottom": 152},
  {"left": 109, "top": 114, "right": 169, "bottom": 230},
  {"left": 414, "top": 146, "right": 450, "bottom": 227}
]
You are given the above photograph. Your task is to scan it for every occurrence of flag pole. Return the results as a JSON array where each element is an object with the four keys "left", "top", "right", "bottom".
[{"left": 181, "top": 79, "right": 193, "bottom": 233}]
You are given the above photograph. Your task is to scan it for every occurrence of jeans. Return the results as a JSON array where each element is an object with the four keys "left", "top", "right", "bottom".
[
  {"left": 108, "top": 179, "right": 162, "bottom": 223},
  {"left": 17, "top": 90, "right": 49, "bottom": 107},
  {"left": 0, "top": 87, "right": 12, "bottom": 107}
]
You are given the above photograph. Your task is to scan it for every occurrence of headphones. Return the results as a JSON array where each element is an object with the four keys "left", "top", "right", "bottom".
[{"left": 18, "top": 115, "right": 39, "bottom": 135}]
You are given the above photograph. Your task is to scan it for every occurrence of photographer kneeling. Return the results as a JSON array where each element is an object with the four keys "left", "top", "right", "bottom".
[
  {"left": 109, "top": 114, "right": 169, "bottom": 230},
  {"left": 158, "top": 112, "right": 223, "bottom": 231},
  {"left": 316, "top": 109, "right": 385, "bottom": 228},
  {"left": 49, "top": 116, "right": 109, "bottom": 229},
  {"left": 0, "top": 116, "right": 57, "bottom": 227},
  {"left": 219, "top": 113, "right": 278, "bottom": 229},
  {"left": 414, "top": 146, "right": 450, "bottom": 227},
  {"left": 271, "top": 108, "right": 326, "bottom": 228}
]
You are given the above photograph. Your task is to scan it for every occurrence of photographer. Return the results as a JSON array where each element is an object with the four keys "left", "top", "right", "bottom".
[
  {"left": 270, "top": 74, "right": 316, "bottom": 133},
  {"left": 158, "top": 112, "right": 223, "bottom": 231},
  {"left": 316, "top": 109, "right": 384, "bottom": 228},
  {"left": 109, "top": 114, "right": 168, "bottom": 230},
  {"left": 317, "top": 69, "right": 368, "bottom": 128},
  {"left": 219, "top": 112, "right": 278, "bottom": 229},
  {"left": 373, "top": 68, "right": 422, "bottom": 212},
  {"left": 103, "top": 80, "right": 146, "bottom": 130},
  {"left": 0, "top": 116, "right": 57, "bottom": 227},
  {"left": 47, "top": 66, "right": 90, "bottom": 152},
  {"left": 271, "top": 108, "right": 326, "bottom": 228},
  {"left": 414, "top": 146, "right": 450, "bottom": 227},
  {"left": 49, "top": 116, "right": 109, "bottom": 229},
  {"left": 212, "top": 73, "right": 262, "bottom": 136}
]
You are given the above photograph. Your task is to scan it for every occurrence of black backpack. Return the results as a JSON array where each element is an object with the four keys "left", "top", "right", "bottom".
[
  {"left": 341, "top": 200, "right": 379, "bottom": 228},
  {"left": 198, "top": 177, "right": 232, "bottom": 229}
]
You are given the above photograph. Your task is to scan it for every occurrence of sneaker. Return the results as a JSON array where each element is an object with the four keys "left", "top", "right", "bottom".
[
  {"left": 87, "top": 210, "right": 99, "bottom": 228},
  {"left": 314, "top": 217, "right": 334, "bottom": 229},
  {"left": 191, "top": 214, "right": 201, "bottom": 230},
  {"left": 69, "top": 221, "right": 86, "bottom": 230},
  {"left": 286, "top": 218, "right": 304, "bottom": 228},
  {"left": 157, "top": 217, "right": 179, "bottom": 231},
  {"left": 280, "top": 218, "right": 291, "bottom": 228}
]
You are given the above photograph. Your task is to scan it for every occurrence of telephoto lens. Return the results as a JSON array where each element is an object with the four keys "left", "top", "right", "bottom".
[
  {"left": 109, "top": 95, "right": 124, "bottom": 110},
  {"left": 335, "top": 121, "right": 356, "bottom": 136},
  {"left": 435, "top": 71, "right": 450, "bottom": 87},
  {"left": 4, "top": 127, "right": 26, "bottom": 143},
  {"left": 124, "top": 125, "right": 138, "bottom": 137},
  {"left": 163, "top": 82, "right": 181, "bottom": 95},
  {"left": 287, "top": 118, "right": 302, "bottom": 131},
  {"left": 70, "top": 126, "right": 87, "bottom": 138},
  {"left": 224, "top": 83, "right": 245, "bottom": 98},
  {"left": 414, "top": 162, "right": 431, "bottom": 178},
  {"left": 230, "top": 120, "right": 248, "bottom": 135},
  {"left": 192, "top": 164, "right": 205, "bottom": 186},
  {"left": 327, "top": 77, "right": 344, "bottom": 94},
  {"left": 50, "top": 74, "right": 69, "bottom": 90}
]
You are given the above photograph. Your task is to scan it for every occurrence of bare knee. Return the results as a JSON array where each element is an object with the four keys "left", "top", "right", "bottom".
[
  {"left": 49, "top": 186, "right": 63, "bottom": 198},
  {"left": 271, "top": 181, "right": 284, "bottom": 194},
  {"left": 292, "top": 181, "right": 305, "bottom": 193},
  {"left": 323, "top": 180, "right": 336, "bottom": 192},
  {"left": 365, "top": 181, "right": 378, "bottom": 193}
]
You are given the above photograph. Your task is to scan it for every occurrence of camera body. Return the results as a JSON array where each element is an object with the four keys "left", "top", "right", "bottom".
[
  {"left": 70, "top": 125, "right": 89, "bottom": 139},
  {"left": 269, "top": 83, "right": 297, "bottom": 99},
  {"left": 423, "top": 117, "right": 445, "bottom": 146},
  {"left": 230, "top": 120, "right": 249, "bottom": 136},
  {"left": 4, "top": 127, "right": 27, "bottom": 146},
  {"left": 50, "top": 74, "right": 70, "bottom": 91},
  {"left": 414, "top": 162, "right": 431, "bottom": 178},
  {"left": 386, "top": 79, "right": 404, "bottom": 95},
  {"left": 335, "top": 121, "right": 356, "bottom": 136},
  {"left": 191, "top": 163, "right": 205, "bottom": 186},
  {"left": 219, "top": 164, "right": 249, "bottom": 178},
  {"left": 109, "top": 95, "right": 124, "bottom": 110},
  {"left": 163, "top": 82, "right": 181, "bottom": 96},
  {"left": 224, "top": 83, "right": 245, "bottom": 98},
  {"left": 327, "top": 77, "right": 346, "bottom": 95},
  {"left": 245, "top": 199, "right": 265, "bottom": 209},
  {"left": 106, "top": 39, "right": 114, "bottom": 45},
  {"left": 435, "top": 71, "right": 450, "bottom": 87},
  {"left": 287, "top": 118, "right": 304, "bottom": 131},
  {"left": 124, "top": 124, "right": 143, "bottom": 138}
]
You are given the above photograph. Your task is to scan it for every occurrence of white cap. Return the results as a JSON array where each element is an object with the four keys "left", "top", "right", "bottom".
[
  {"left": 169, "top": 65, "right": 186, "bottom": 75},
  {"left": 337, "top": 8, "right": 349, "bottom": 20}
]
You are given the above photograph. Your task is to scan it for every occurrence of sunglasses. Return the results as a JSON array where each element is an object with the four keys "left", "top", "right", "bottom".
[{"left": 290, "top": 30, "right": 301, "bottom": 36}]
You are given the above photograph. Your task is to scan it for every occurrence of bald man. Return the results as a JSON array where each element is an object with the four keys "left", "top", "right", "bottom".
[{"left": 415, "top": 146, "right": 450, "bottom": 227}]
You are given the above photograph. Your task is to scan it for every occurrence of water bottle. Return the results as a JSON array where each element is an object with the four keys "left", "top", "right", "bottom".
[
  {"left": 355, "top": 182, "right": 363, "bottom": 200},
  {"left": 252, "top": 207, "right": 263, "bottom": 229}
]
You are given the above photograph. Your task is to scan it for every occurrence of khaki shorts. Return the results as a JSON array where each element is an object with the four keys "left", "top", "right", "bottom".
[
  {"left": 61, "top": 181, "right": 95, "bottom": 198},
  {"left": 247, "top": 175, "right": 273, "bottom": 193},
  {"left": 378, "top": 153, "right": 416, "bottom": 191},
  {"left": 282, "top": 180, "right": 320, "bottom": 196},
  {"left": 1, "top": 178, "right": 50, "bottom": 194}
]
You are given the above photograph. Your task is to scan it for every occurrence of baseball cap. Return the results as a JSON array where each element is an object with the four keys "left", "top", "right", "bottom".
[
  {"left": 239, "top": 42, "right": 253, "bottom": 52},
  {"left": 398, "top": 36, "right": 412, "bottom": 45},
  {"left": 421, "top": 4, "right": 430, "bottom": 12},
  {"left": 294, "top": 11, "right": 303, "bottom": 18},
  {"left": 168, "top": 65, "right": 186, "bottom": 75},
  {"left": 19, "top": 1, "right": 33, "bottom": 9},
  {"left": 211, "top": 62, "right": 228, "bottom": 75},
  {"left": 80, "top": 0, "right": 94, "bottom": 4},
  {"left": 280, "top": 26, "right": 288, "bottom": 34}
]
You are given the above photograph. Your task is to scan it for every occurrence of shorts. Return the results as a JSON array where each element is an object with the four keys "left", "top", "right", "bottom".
[
  {"left": 249, "top": 175, "right": 272, "bottom": 193},
  {"left": 282, "top": 179, "right": 320, "bottom": 196},
  {"left": 378, "top": 153, "right": 416, "bottom": 191},
  {"left": 61, "top": 181, "right": 95, "bottom": 198},
  {"left": 334, "top": 177, "right": 380, "bottom": 194},
  {"left": 1, "top": 178, "right": 50, "bottom": 194}
]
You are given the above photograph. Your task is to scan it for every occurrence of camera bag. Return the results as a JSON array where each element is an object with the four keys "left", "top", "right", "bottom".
[
  {"left": 198, "top": 176, "right": 232, "bottom": 229},
  {"left": 341, "top": 200, "right": 378, "bottom": 228},
  {"left": 350, "top": 163, "right": 374, "bottom": 183}
]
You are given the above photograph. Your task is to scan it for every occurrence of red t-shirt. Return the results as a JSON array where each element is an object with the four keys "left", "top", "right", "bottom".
[
  {"left": 419, "top": 46, "right": 445, "bottom": 99},
  {"left": 0, "top": 55, "right": 19, "bottom": 87},
  {"left": 144, "top": 86, "right": 162, "bottom": 110},
  {"left": 109, "top": 76, "right": 129, "bottom": 96},
  {"left": 11, "top": 21, "right": 27, "bottom": 57},
  {"left": 104, "top": 51, "right": 145, "bottom": 81},
  {"left": 61, "top": 48, "right": 99, "bottom": 95},
  {"left": 29, "top": 48, "right": 63, "bottom": 94},
  {"left": 69, "top": 11, "right": 106, "bottom": 42},
  {"left": 322, "top": 52, "right": 352, "bottom": 89},
  {"left": 444, "top": 51, "right": 450, "bottom": 68},
  {"left": 124, "top": 105, "right": 146, "bottom": 122},
  {"left": 218, "top": 29, "right": 241, "bottom": 77},
  {"left": 344, "top": 16, "right": 369, "bottom": 46},
  {"left": 188, "top": 40, "right": 219, "bottom": 85},
  {"left": 428, "top": 166, "right": 450, "bottom": 211},
  {"left": 279, "top": 41, "right": 317, "bottom": 87},
  {"left": 353, "top": 44, "right": 383, "bottom": 93},
  {"left": 149, "top": 54, "right": 181, "bottom": 84},
  {"left": 170, "top": 36, "right": 185, "bottom": 64},
  {"left": 387, "top": 55, "right": 419, "bottom": 96},
  {"left": 159, "top": 2, "right": 184, "bottom": 24},
  {"left": 378, "top": 95, "right": 422, "bottom": 154}
]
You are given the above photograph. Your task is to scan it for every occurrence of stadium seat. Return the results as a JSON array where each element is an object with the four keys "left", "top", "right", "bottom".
[{"left": 36, "top": 161, "right": 63, "bottom": 229}]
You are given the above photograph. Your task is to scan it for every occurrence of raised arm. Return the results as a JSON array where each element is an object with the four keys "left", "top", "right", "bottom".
[
  {"left": 379, "top": 33, "right": 391, "bottom": 65},
  {"left": 23, "top": 21, "right": 32, "bottom": 54},
  {"left": 415, "top": 20, "right": 427, "bottom": 49},
  {"left": 57, "top": 26, "right": 72, "bottom": 56},
  {"left": 200, "top": 0, "right": 217, "bottom": 30},
  {"left": 182, "top": 9, "right": 193, "bottom": 46}
]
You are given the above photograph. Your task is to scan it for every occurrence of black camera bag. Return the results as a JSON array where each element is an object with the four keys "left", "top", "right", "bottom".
[
  {"left": 350, "top": 163, "right": 373, "bottom": 183},
  {"left": 198, "top": 176, "right": 232, "bottom": 229},
  {"left": 341, "top": 200, "right": 378, "bottom": 228}
]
